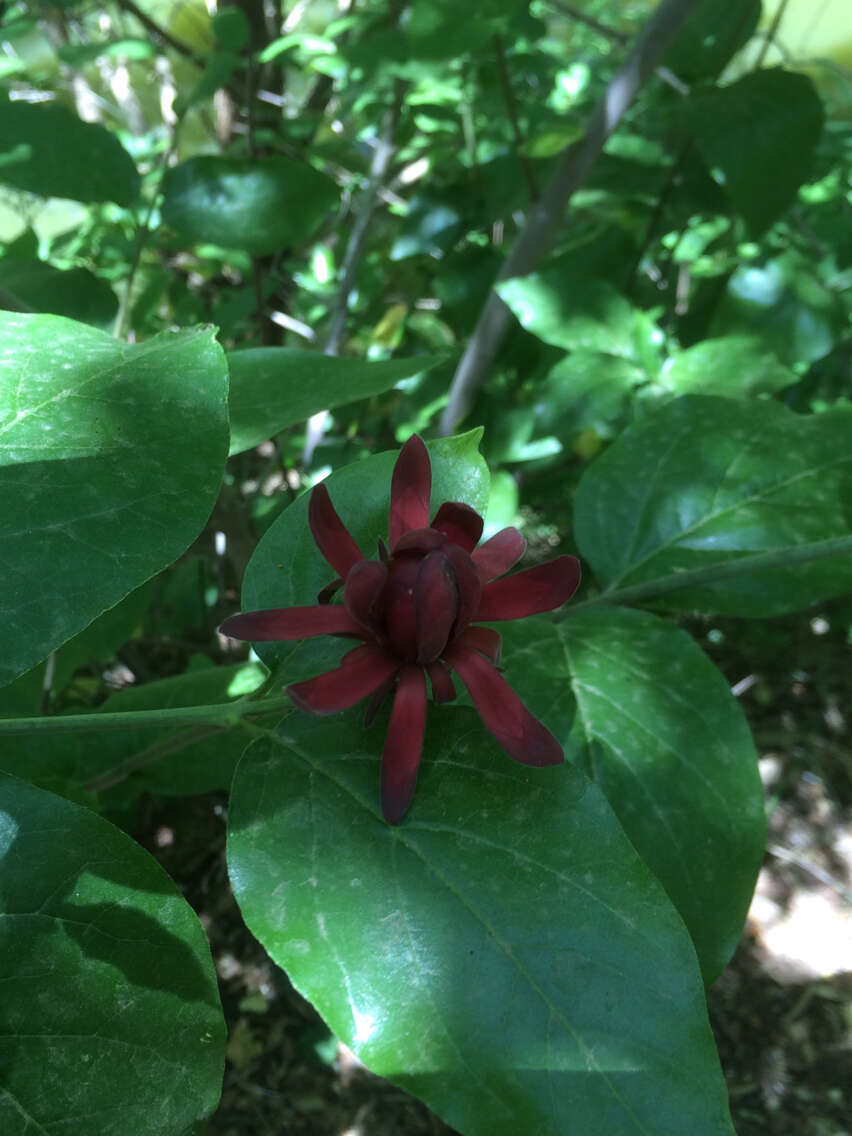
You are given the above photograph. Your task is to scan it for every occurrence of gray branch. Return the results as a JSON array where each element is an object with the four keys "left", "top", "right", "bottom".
[{"left": 439, "top": 0, "right": 701, "bottom": 435}]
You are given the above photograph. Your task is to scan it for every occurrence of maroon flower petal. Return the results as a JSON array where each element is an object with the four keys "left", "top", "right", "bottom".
[
  {"left": 444, "top": 645, "right": 563, "bottom": 767},
  {"left": 456, "top": 625, "right": 502, "bottom": 664},
  {"left": 309, "top": 482, "right": 364, "bottom": 577},
  {"left": 471, "top": 526, "right": 526, "bottom": 582},
  {"left": 392, "top": 527, "right": 445, "bottom": 555},
  {"left": 364, "top": 673, "right": 396, "bottom": 726},
  {"left": 443, "top": 544, "right": 482, "bottom": 637},
  {"left": 287, "top": 645, "right": 400, "bottom": 715},
  {"left": 381, "top": 665, "right": 428, "bottom": 824},
  {"left": 389, "top": 435, "right": 432, "bottom": 547},
  {"left": 426, "top": 660, "right": 456, "bottom": 703},
  {"left": 475, "top": 556, "right": 581, "bottom": 621},
  {"left": 414, "top": 550, "right": 458, "bottom": 663},
  {"left": 430, "top": 501, "right": 484, "bottom": 552},
  {"left": 344, "top": 559, "right": 389, "bottom": 635},
  {"left": 220, "top": 606, "right": 364, "bottom": 641}
]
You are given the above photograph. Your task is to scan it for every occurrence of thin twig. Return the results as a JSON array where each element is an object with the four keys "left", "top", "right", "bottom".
[
  {"left": 493, "top": 34, "right": 538, "bottom": 201},
  {"left": 303, "top": 78, "right": 407, "bottom": 463},
  {"left": 439, "top": 0, "right": 702, "bottom": 434},
  {"left": 84, "top": 724, "right": 224, "bottom": 793}
]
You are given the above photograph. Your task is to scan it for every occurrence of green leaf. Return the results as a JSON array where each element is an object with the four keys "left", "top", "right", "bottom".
[
  {"left": 239, "top": 432, "right": 489, "bottom": 682},
  {"left": 0, "top": 100, "right": 140, "bottom": 206},
  {"left": 663, "top": 0, "right": 760, "bottom": 81},
  {"left": 161, "top": 156, "right": 339, "bottom": 256},
  {"left": 227, "top": 712, "right": 734, "bottom": 1136},
  {"left": 497, "top": 269, "right": 659, "bottom": 360},
  {"left": 0, "top": 315, "right": 229, "bottom": 687},
  {"left": 573, "top": 395, "right": 852, "bottom": 616},
  {"left": 0, "top": 662, "right": 268, "bottom": 803},
  {"left": 0, "top": 258, "right": 117, "bottom": 324},
  {"left": 0, "top": 774, "right": 224, "bottom": 1134},
  {"left": 227, "top": 349, "right": 444, "bottom": 456},
  {"left": 659, "top": 335, "right": 798, "bottom": 398},
  {"left": 683, "top": 69, "right": 825, "bottom": 236},
  {"left": 499, "top": 610, "right": 765, "bottom": 983}
]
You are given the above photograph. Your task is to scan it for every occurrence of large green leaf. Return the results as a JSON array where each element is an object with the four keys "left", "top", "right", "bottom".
[
  {"left": 227, "top": 349, "right": 444, "bottom": 455},
  {"left": 0, "top": 774, "right": 225, "bottom": 1135},
  {"left": 0, "top": 314, "right": 229, "bottom": 687},
  {"left": 239, "top": 432, "right": 489, "bottom": 682},
  {"left": 161, "top": 156, "right": 339, "bottom": 256},
  {"left": 227, "top": 712, "right": 734, "bottom": 1136},
  {"left": 0, "top": 662, "right": 268, "bottom": 804},
  {"left": 683, "top": 69, "right": 825, "bottom": 236},
  {"left": 499, "top": 610, "right": 765, "bottom": 983},
  {"left": 0, "top": 100, "right": 140, "bottom": 206},
  {"left": 573, "top": 395, "right": 852, "bottom": 615}
]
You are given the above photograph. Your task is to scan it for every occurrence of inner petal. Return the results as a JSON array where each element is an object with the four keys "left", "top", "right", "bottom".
[{"left": 414, "top": 550, "right": 459, "bottom": 664}]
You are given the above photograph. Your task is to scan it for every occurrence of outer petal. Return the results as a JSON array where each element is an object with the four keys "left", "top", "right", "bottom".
[
  {"left": 475, "top": 556, "right": 581, "bottom": 621},
  {"left": 426, "top": 660, "right": 456, "bottom": 703},
  {"left": 287, "top": 645, "right": 400, "bottom": 715},
  {"left": 309, "top": 482, "right": 364, "bottom": 577},
  {"left": 390, "top": 434, "right": 432, "bottom": 547},
  {"left": 430, "top": 501, "right": 483, "bottom": 553},
  {"left": 414, "top": 550, "right": 458, "bottom": 664},
  {"left": 444, "top": 645, "right": 563, "bottom": 767},
  {"left": 344, "top": 559, "right": 389, "bottom": 635},
  {"left": 220, "top": 605, "right": 364, "bottom": 641},
  {"left": 381, "top": 665, "right": 428, "bottom": 824},
  {"left": 455, "top": 625, "right": 502, "bottom": 664},
  {"left": 471, "top": 527, "right": 526, "bottom": 582}
]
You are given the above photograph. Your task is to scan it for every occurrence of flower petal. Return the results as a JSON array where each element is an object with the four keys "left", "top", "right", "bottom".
[
  {"left": 415, "top": 550, "right": 458, "bottom": 664},
  {"left": 455, "top": 625, "right": 502, "bottom": 664},
  {"left": 392, "top": 527, "right": 445, "bottom": 555},
  {"left": 471, "top": 526, "right": 526, "bottom": 582},
  {"left": 344, "top": 559, "right": 389, "bottom": 634},
  {"left": 443, "top": 544, "right": 481, "bottom": 637},
  {"left": 430, "top": 501, "right": 483, "bottom": 552},
  {"left": 444, "top": 645, "right": 563, "bottom": 767},
  {"left": 287, "top": 645, "right": 399, "bottom": 715},
  {"left": 381, "top": 665, "right": 428, "bottom": 824},
  {"left": 309, "top": 482, "right": 364, "bottom": 577},
  {"left": 426, "top": 660, "right": 456, "bottom": 703},
  {"left": 475, "top": 556, "right": 581, "bottom": 621},
  {"left": 220, "top": 606, "right": 364, "bottom": 641},
  {"left": 389, "top": 434, "right": 431, "bottom": 546}
]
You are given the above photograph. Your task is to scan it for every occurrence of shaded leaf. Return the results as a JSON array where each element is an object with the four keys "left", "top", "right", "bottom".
[
  {"left": 573, "top": 395, "right": 852, "bottom": 615},
  {"left": 659, "top": 335, "right": 798, "bottom": 398},
  {"left": 0, "top": 100, "right": 139, "bottom": 205},
  {"left": 162, "top": 156, "right": 339, "bottom": 256},
  {"left": 227, "top": 711, "right": 734, "bottom": 1136},
  {"left": 0, "top": 774, "right": 225, "bottom": 1135},
  {"left": 499, "top": 610, "right": 765, "bottom": 983},
  {"left": 0, "top": 314, "right": 229, "bottom": 686},
  {"left": 227, "top": 349, "right": 444, "bottom": 455},
  {"left": 683, "top": 69, "right": 825, "bottom": 236}
]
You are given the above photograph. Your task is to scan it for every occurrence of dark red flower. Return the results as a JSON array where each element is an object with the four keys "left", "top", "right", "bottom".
[{"left": 220, "top": 436, "right": 581, "bottom": 823}]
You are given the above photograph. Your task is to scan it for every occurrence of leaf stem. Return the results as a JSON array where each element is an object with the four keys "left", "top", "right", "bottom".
[
  {"left": 567, "top": 535, "right": 852, "bottom": 614},
  {"left": 0, "top": 694, "right": 293, "bottom": 737}
]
